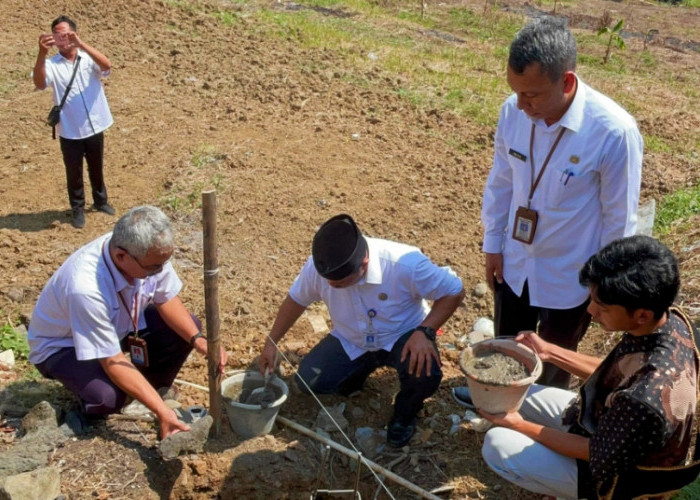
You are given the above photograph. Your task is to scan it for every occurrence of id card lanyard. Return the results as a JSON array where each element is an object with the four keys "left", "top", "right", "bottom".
[
  {"left": 102, "top": 242, "right": 149, "bottom": 366},
  {"left": 527, "top": 123, "right": 567, "bottom": 210},
  {"left": 512, "top": 124, "right": 566, "bottom": 245}
]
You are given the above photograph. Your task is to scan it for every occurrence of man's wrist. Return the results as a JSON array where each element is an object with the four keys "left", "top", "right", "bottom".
[
  {"left": 189, "top": 331, "right": 206, "bottom": 347},
  {"left": 415, "top": 325, "right": 437, "bottom": 342}
]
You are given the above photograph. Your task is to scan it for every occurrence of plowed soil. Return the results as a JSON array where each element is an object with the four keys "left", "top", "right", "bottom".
[{"left": 1, "top": 0, "right": 699, "bottom": 498}]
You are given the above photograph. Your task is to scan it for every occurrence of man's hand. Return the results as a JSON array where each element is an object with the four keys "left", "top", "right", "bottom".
[
  {"left": 401, "top": 330, "right": 441, "bottom": 378},
  {"left": 515, "top": 331, "right": 551, "bottom": 362},
  {"left": 258, "top": 341, "right": 277, "bottom": 375},
  {"left": 157, "top": 408, "right": 190, "bottom": 439},
  {"left": 192, "top": 337, "right": 228, "bottom": 374},
  {"left": 65, "top": 31, "right": 83, "bottom": 49},
  {"left": 478, "top": 408, "right": 525, "bottom": 430},
  {"left": 485, "top": 252, "right": 503, "bottom": 291},
  {"left": 38, "top": 33, "right": 54, "bottom": 52}
]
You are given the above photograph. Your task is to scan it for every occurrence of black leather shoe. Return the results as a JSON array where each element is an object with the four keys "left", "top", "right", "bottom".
[
  {"left": 93, "top": 203, "right": 116, "bottom": 215},
  {"left": 387, "top": 417, "right": 417, "bottom": 447},
  {"left": 71, "top": 208, "right": 85, "bottom": 229},
  {"left": 451, "top": 386, "right": 476, "bottom": 410}
]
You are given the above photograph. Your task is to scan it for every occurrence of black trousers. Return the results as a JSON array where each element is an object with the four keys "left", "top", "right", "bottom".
[
  {"left": 493, "top": 279, "right": 591, "bottom": 389},
  {"left": 296, "top": 329, "right": 442, "bottom": 424},
  {"left": 35, "top": 305, "right": 199, "bottom": 416},
  {"left": 59, "top": 132, "right": 108, "bottom": 210}
]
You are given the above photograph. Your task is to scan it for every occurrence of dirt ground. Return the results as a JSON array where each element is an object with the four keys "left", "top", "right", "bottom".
[{"left": 1, "top": 0, "right": 700, "bottom": 498}]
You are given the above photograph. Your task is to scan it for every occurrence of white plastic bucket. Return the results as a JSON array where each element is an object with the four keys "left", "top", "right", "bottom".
[
  {"left": 459, "top": 338, "right": 542, "bottom": 414},
  {"left": 220, "top": 371, "right": 289, "bottom": 439}
]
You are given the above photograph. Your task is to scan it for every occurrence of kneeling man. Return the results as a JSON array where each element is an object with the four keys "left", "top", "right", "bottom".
[{"left": 259, "top": 214, "right": 464, "bottom": 447}]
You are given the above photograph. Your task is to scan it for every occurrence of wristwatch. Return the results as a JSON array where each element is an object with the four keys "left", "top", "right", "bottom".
[
  {"left": 189, "top": 331, "right": 206, "bottom": 347},
  {"left": 415, "top": 325, "right": 437, "bottom": 342}
]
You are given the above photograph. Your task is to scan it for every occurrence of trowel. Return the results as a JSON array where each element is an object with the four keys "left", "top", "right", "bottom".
[{"left": 245, "top": 368, "right": 276, "bottom": 407}]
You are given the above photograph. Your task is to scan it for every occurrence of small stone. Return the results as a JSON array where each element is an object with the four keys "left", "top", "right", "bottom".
[
  {"left": 5, "top": 288, "right": 24, "bottom": 303},
  {"left": 472, "top": 283, "right": 489, "bottom": 298},
  {"left": 473, "top": 317, "right": 495, "bottom": 336},
  {"left": 0, "top": 349, "right": 15, "bottom": 370}
]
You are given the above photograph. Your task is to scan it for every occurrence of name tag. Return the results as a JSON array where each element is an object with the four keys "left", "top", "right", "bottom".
[{"left": 508, "top": 148, "right": 527, "bottom": 162}]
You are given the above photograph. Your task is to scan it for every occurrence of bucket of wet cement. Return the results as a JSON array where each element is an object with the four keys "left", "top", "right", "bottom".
[
  {"left": 459, "top": 338, "right": 542, "bottom": 414},
  {"left": 221, "top": 370, "right": 289, "bottom": 439}
]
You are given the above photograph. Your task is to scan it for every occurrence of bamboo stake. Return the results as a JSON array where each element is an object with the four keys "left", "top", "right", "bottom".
[
  {"left": 276, "top": 416, "right": 444, "bottom": 500},
  {"left": 202, "top": 190, "right": 221, "bottom": 437}
]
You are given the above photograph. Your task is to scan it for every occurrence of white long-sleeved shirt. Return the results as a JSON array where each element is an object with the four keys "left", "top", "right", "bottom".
[
  {"left": 481, "top": 78, "right": 643, "bottom": 309},
  {"left": 289, "top": 237, "right": 463, "bottom": 360},
  {"left": 42, "top": 49, "right": 113, "bottom": 139}
]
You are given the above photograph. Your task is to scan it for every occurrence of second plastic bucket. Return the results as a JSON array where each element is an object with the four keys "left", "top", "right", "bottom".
[{"left": 459, "top": 338, "right": 542, "bottom": 413}]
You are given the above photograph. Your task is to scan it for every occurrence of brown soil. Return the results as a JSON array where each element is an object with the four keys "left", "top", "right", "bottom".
[{"left": 1, "top": 0, "right": 699, "bottom": 498}]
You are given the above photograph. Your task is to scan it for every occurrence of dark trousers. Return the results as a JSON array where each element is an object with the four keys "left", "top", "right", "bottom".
[
  {"left": 35, "top": 305, "right": 199, "bottom": 416},
  {"left": 494, "top": 279, "right": 591, "bottom": 389},
  {"left": 296, "top": 329, "right": 442, "bottom": 425},
  {"left": 59, "top": 132, "right": 108, "bottom": 210}
]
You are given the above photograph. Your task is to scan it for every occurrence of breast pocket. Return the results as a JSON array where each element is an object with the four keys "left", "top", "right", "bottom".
[{"left": 545, "top": 160, "right": 598, "bottom": 211}]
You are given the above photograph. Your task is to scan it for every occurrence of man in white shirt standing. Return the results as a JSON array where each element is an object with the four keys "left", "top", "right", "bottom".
[
  {"left": 33, "top": 15, "right": 115, "bottom": 229},
  {"left": 480, "top": 17, "right": 642, "bottom": 388},
  {"left": 258, "top": 214, "right": 464, "bottom": 447},
  {"left": 28, "top": 206, "right": 227, "bottom": 438}
]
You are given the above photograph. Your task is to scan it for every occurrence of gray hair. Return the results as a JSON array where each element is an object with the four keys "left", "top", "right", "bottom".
[
  {"left": 509, "top": 16, "right": 577, "bottom": 82},
  {"left": 110, "top": 206, "right": 174, "bottom": 258}
]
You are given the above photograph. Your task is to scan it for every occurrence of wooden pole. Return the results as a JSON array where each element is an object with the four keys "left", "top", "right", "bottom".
[{"left": 202, "top": 190, "right": 221, "bottom": 437}]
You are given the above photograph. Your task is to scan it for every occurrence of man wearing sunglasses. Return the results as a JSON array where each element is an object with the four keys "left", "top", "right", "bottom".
[{"left": 28, "top": 205, "right": 227, "bottom": 439}]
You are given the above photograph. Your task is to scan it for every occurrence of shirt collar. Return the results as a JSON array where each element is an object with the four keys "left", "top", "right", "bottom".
[
  {"left": 102, "top": 235, "right": 131, "bottom": 293},
  {"left": 362, "top": 237, "right": 382, "bottom": 285}
]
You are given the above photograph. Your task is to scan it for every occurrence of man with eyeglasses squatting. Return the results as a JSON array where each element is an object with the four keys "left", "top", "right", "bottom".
[
  {"left": 259, "top": 214, "right": 464, "bottom": 447},
  {"left": 28, "top": 205, "right": 227, "bottom": 439}
]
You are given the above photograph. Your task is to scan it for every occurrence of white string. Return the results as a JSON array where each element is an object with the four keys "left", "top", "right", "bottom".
[
  {"left": 265, "top": 334, "right": 397, "bottom": 499},
  {"left": 203, "top": 268, "right": 219, "bottom": 276}
]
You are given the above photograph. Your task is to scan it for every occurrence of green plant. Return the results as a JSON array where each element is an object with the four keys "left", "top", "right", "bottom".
[
  {"left": 654, "top": 183, "right": 700, "bottom": 234},
  {"left": 598, "top": 19, "right": 625, "bottom": 64},
  {"left": 0, "top": 322, "right": 30, "bottom": 360}
]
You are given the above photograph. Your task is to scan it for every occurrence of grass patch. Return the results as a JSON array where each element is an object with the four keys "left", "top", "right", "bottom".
[
  {"left": 0, "top": 322, "right": 29, "bottom": 360},
  {"left": 654, "top": 183, "right": 700, "bottom": 234}
]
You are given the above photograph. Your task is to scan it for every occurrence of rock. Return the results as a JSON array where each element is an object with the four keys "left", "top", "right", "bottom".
[
  {"left": 306, "top": 313, "right": 328, "bottom": 334},
  {"left": 636, "top": 199, "right": 655, "bottom": 237},
  {"left": 350, "top": 406, "right": 364, "bottom": 419},
  {"left": 0, "top": 466, "right": 61, "bottom": 500},
  {"left": 5, "top": 288, "right": 24, "bottom": 303},
  {"left": 315, "top": 403, "right": 348, "bottom": 432},
  {"left": 354, "top": 427, "right": 385, "bottom": 459},
  {"left": 158, "top": 415, "right": 213, "bottom": 459},
  {"left": 0, "top": 350, "right": 15, "bottom": 370},
  {"left": 472, "top": 317, "right": 494, "bottom": 336},
  {"left": 472, "top": 282, "right": 489, "bottom": 298},
  {"left": 21, "top": 402, "right": 57, "bottom": 435}
]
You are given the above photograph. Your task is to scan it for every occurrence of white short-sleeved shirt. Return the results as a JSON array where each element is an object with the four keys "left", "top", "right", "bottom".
[
  {"left": 481, "top": 78, "right": 643, "bottom": 308},
  {"left": 42, "top": 49, "right": 113, "bottom": 139},
  {"left": 28, "top": 234, "right": 182, "bottom": 364},
  {"left": 289, "top": 237, "right": 463, "bottom": 360}
]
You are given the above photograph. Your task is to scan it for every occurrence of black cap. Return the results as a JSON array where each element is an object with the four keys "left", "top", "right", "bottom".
[{"left": 312, "top": 214, "right": 368, "bottom": 281}]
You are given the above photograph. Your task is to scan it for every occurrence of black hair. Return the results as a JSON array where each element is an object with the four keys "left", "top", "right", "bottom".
[
  {"left": 51, "top": 15, "right": 77, "bottom": 32},
  {"left": 579, "top": 235, "right": 680, "bottom": 320},
  {"left": 509, "top": 16, "right": 577, "bottom": 82}
]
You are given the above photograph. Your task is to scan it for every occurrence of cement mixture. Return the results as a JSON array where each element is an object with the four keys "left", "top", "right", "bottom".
[{"left": 463, "top": 352, "right": 529, "bottom": 385}]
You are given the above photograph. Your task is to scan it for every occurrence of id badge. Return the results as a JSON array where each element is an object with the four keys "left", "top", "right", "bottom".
[
  {"left": 128, "top": 336, "right": 149, "bottom": 367},
  {"left": 512, "top": 206, "right": 538, "bottom": 244},
  {"left": 364, "top": 334, "right": 378, "bottom": 349}
]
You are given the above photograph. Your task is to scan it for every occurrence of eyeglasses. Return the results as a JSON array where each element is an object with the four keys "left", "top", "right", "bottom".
[{"left": 118, "top": 246, "right": 169, "bottom": 275}]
